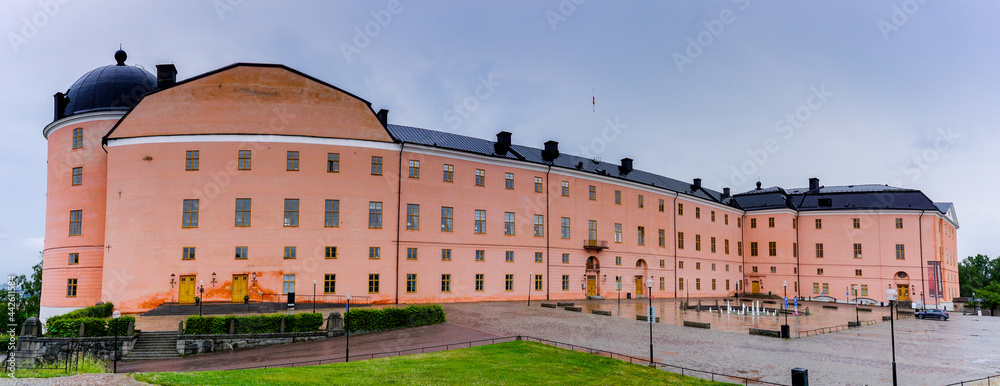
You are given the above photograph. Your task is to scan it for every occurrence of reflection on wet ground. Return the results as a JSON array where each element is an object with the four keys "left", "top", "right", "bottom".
[{"left": 569, "top": 297, "right": 893, "bottom": 334}]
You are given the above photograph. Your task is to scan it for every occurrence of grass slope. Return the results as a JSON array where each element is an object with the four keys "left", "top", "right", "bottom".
[{"left": 134, "top": 341, "right": 731, "bottom": 385}]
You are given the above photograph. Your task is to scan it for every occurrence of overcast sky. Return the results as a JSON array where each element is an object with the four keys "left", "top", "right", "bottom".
[{"left": 1, "top": 1, "right": 997, "bottom": 277}]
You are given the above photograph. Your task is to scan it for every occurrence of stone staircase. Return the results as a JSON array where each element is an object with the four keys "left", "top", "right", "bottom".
[{"left": 125, "top": 331, "right": 180, "bottom": 360}]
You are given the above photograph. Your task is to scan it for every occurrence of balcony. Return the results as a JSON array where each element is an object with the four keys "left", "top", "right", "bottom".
[{"left": 583, "top": 239, "right": 608, "bottom": 251}]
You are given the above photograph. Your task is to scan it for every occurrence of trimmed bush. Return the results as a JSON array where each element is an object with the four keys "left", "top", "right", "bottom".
[
  {"left": 345, "top": 304, "right": 445, "bottom": 332},
  {"left": 47, "top": 303, "right": 114, "bottom": 322},
  {"left": 108, "top": 316, "right": 135, "bottom": 336},
  {"left": 46, "top": 317, "right": 107, "bottom": 337},
  {"left": 184, "top": 313, "right": 324, "bottom": 335}
]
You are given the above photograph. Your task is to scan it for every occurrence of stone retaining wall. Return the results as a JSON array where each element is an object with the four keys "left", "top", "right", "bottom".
[
  {"left": 13, "top": 335, "right": 137, "bottom": 365},
  {"left": 178, "top": 331, "right": 339, "bottom": 355}
]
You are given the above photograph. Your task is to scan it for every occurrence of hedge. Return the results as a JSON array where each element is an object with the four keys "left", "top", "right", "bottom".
[
  {"left": 184, "top": 313, "right": 324, "bottom": 335},
  {"left": 44, "top": 315, "right": 134, "bottom": 337},
  {"left": 345, "top": 304, "right": 445, "bottom": 332},
  {"left": 47, "top": 303, "right": 114, "bottom": 322}
]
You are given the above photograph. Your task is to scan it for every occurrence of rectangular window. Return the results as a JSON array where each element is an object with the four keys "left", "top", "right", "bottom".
[
  {"left": 678, "top": 203, "right": 684, "bottom": 216},
  {"left": 614, "top": 223, "right": 622, "bottom": 243},
  {"left": 817, "top": 268, "right": 824, "bottom": 275},
  {"left": 895, "top": 218, "right": 903, "bottom": 229},
  {"left": 182, "top": 246, "right": 196, "bottom": 260},
  {"left": 182, "top": 199, "right": 199, "bottom": 228},
  {"left": 441, "top": 249, "right": 452, "bottom": 261},
  {"left": 406, "top": 274, "right": 417, "bottom": 293},
  {"left": 69, "top": 210, "right": 83, "bottom": 235},
  {"left": 589, "top": 185, "right": 597, "bottom": 200},
  {"left": 504, "top": 212, "right": 516, "bottom": 235},
  {"left": 711, "top": 237, "right": 717, "bottom": 253},
  {"left": 852, "top": 218, "right": 860, "bottom": 229},
  {"left": 677, "top": 232, "right": 684, "bottom": 249},
  {"left": 284, "top": 199, "right": 299, "bottom": 227},
  {"left": 66, "top": 278, "right": 77, "bottom": 297},
  {"left": 324, "top": 274, "right": 336, "bottom": 294},
  {"left": 861, "top": 284, "right": 868, "bottom": 296},
  {"left": 588, "top": 220, "right": 597, "bottom": 241},
  {"left": 815, "top": 243, "right": 824, "bottom": 258},
  {"left": 327, "top": 153, "right": 339, "bottom": 173},
  {"left": 696, "top": 262, "right": 701, "bottom": 270},
  {"left": 534, "top": 177, "right": 543, "bottom": 193},
  {"left": 369, "top": 247, "right": 380, "bottom": 259},
  {"left": 768, "top": 217, "right": 775, "bottom": 228},
  {"left": 813, "top": 283, "right": 820, "bottom": 294},
  {"left": 562, "top": 253, "right": 569, "bottom": 264},
  {"left": 406, "top": 204, "right": 420, "bottom": 230},
  {"left": 660, "top": 277, "right": 666, "bottom": 290},
  {"left": 792, "top": 218, "right": 797, "bottom": 229},
  {"left": 533, "top": 215, "right": 544, "bottom": 237},
  {"left": 855, "top": 269, "right": 862, "bottom": 276},
  {"left": 696, "top": 278, "right": 701, "bottom": 290},
  {"left": 854, "top": 243, "right": 863, "bottom": 258},
  {"left": 505, "top": 251, "right": 514, "bottom": 262},
  {"left": 325, "top": 200, "right": 340, "bottom": 227},
  {"left": 659, "top": 199, "right": 665, "bottom": 212},
  {"left": 505, "top": 274, "right": 514, "bottom": 291},
  {"left": 724, "top": 214, "right": 729, "bottom": 225},
  {"left": 236, "top": 246, "right": 249, "bottom": 260},
  {"left": 637, "top": 195, "right": 644, "bottom": 208},
  {"left": 371, "top": 156, "right": 383, "bottom": 175},
  {"left": 750, "top": 242, "right": 758, "bottom": 256},
  {"left": 283, "top": 246, "right": 296, "bottom": 259},
  {"left": 239, "top": 150, "right": 252, "bottom": 170},
  {"left": 186, "top": 150, "right": 199, "bottom": 171},
  {"left": 535, "top": 275, "right": 543, "bottom": 291},
  {"left": 408, "top": 160, "right": 420, "bottom": 178},
  {"left": 822, "top": 283, "right": 829, "bottom": 294},
  {"left": 793, "top": 242, "right": 798, "bottom": 258},
  {"left": 68, "top": 253, "right": 79, "bottom": 265},
  {"left": 407, "top": 248, "right": 418, "bottom": 260},
  {"left": 752, "top": 266, "right": 758, "bottom": 273},
  {"left": 712, "top": 279, "right": 717, "bottom": 290},
  {"left": 535, "top": 252, "right": 543, "bottom": 263},
  {"left": 679, "top": 278, "right": 684, "bottom": 290},
  {"left": 475, "top": 250, "right": 485, "bottom": 261},
  {"left": 475, "top": 274, "right": 485, "bottom": 291},
  {"left": 562, "top": 275, "right": 569, "bottom": 291},
  {"left": 443, "top": 164, "right": 454, "bottom": 182},
  {"left": 71, "top": 167, "right": 82, "bottom": 186},
  {"left": 235, "top": 198, "right": 251, "bottom": 227},
  {"left": 750, "top": 218, "right": 757, "bottom": 228},
  {"left": 737, "top": 241, "right": 743, "bottom": 256},
  {"left": 369, "top": 202, "right": 383, "bottom": 229},
  {"left": 475, "top": 169, "right": 485, "bottom": 186},
  {"left": 726, "top": 279, "right": 730, "bottom": 291},
  {"left": 637, "top": 226, "right": 645, "bottom": 245},
  {"left": 475, "top": 209, "right": 486, "bottom": 234},
  {"left": 561, "top": 217, "right": 571, "bottom": 239},
  {"left": 679, "top": 261, "right": 684, "bottom": 269},
  {"left": 615, "top": 256, "right": 622, "bottom": 266},
  {"left": 768, "top": 241, "right": 777, "bottom": 256},
  {"left": 325, "top": 246, "right": 337, "bottom": 259},
  {"left": 724, "top": 239, "right": 730, "bottom": 254},
  {"left": 726, "top": 264, "right": 730, "bottom": 272},
  {"left": 658, "top": 229, "right": 666, "bottom": 247},
  {"left": 505, "top": 173, "right": 515, "bottom": 189},
  {"left": 896, "top": 244, "right": 905, "bottom": 260},
  {"left": 659, "top": 259, "right": 665, "bottom": 268},
  {"left": 737, "top": 217, "right": 742, "bottom": 228},
  {"left": 287, "top": 151, "right": 299, "bottom": 171},
  {"left": 441, "top": 207, "right": 454, "bottom": 232},
  {"left": 614, "top": 190, "right": 621, "bottom": 205},
  {"left": 770, "top": 266, "right": 777, "bottom": 273},
  {"left": 711, "top": 211, "right": 716, "bottom": 222},
  {"left": 561, "top": 181, "right": 569, "bottom": 196},
  {"left": 695, "top": 234, "right": 702, "bottom": 251},
  {"left": 815, "top": 218, "right": 822, "bottom": 229},
  {"left": 441, "top": 274, "right": 452, "bottom": 292},
  {"left": 369, "top": 273, "right": 380, "bottom": 293},
  {"left": 695, "top": 207, "right": 701, "bottom": 219},
  {"left": 72, "top": 128, "right": 83, "bottom": 149}
]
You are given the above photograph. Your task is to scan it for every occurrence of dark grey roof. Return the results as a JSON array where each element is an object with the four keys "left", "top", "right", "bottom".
[
  {"left": 785, "top": 184, "right": 910, "bottom": 195},
  {"left": 62, "top": 53, "right": 156, "bottom": 118},
  {"left": 732, "top": 183, "right": 944, "bottom": 213},
  {"left": 387, "top": 124, "right": 725, "bottom": 203}
]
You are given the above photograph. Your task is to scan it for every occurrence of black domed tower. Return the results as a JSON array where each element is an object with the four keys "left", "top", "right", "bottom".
[{"left": 40, "top": 50, "right": 157, "bottom": 321}]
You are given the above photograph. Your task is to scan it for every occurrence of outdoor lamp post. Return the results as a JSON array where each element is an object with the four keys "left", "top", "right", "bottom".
[
  {"left": 686, "top": 277, "right": 690, "bottom": 304},
  {"left": 170, "top": 273, "right": 176, "bottom": 288},
  {"left": 527, "top": 271, "right": 532, "bottom": 306},
  {"left": 645, "top": 277, "right": 655, "bottom": 367},
  {"left": 616, "top": 276, "right": 621, "bottom": 308},
  {"left": 211, "top": 272, "right": 217, "bottom": 287},
  {"left": 885, "top": 288, "right": 899, "bottom": 386},
  {"left": 112, "top": 310, "right": 120, "bottom": 373},
  {"left": 345, "top": 293, "right": 351, "bottom": 363},
  {"left": 313, "top": 279, "right": 317, "bottom": 313},
  {"left": 199, "top": 281, "right": 205, "bottom": 316},
  {"left": 856, "top": 287, "right": 860, "bottom": 328}
]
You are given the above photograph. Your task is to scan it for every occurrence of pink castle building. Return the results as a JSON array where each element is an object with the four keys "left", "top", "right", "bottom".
[{"left": 39, "top": 52, "right": 960, "bottom": 318}]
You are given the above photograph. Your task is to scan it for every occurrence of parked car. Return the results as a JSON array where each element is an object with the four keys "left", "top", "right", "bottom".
[{"left": 915, "top": 309, "right": 949, "bottom": 321}]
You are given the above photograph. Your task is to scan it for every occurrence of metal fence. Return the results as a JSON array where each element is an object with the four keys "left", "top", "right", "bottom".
[
  {"left": 2, "top": 340, "right": 84, "bottom": 376},
  {"left": 797, "top": 319, "right": 879, "bottom": 337},
  {"left": 947, "top": 374, "right": 1000, "bottom": 386}
]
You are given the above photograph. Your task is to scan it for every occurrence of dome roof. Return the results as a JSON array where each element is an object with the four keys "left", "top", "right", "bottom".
[{"left": 59, "top": 50, "right": 156, "bottom": 118}]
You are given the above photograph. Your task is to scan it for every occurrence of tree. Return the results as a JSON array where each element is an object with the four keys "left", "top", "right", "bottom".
[
  {"left": 959, "top": 254, "right": 999, "bottom": 297},
  {"left": 974, "top": 281, "right": 1000, "bottom": 313},
  {"left": 1, "top": 257, "right": 42, "bottom": 330}
]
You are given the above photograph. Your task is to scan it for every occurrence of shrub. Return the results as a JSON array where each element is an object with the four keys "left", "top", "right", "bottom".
[
  {"left": 184, "top": 313, "right": 324, "bottom": 335},
  {"left": 107, "top": 316, "right": 135, "bottom": 336},
  {"left": 46, "top": 317, "right": 107, "bottom": 337},
  {"left": 345, "top": 304, "right": 445, "bottom": 332},
  {"left": 48, "top": 303, "right": 114, "bottom": 322}
]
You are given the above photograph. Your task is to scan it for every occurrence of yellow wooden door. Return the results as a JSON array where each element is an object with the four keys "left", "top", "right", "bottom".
[
  {"left": 179, "top": 275, "right": 196, "bottom": 304},
  {"left": 634, "top": 277, "right": 643, "bottom": 296},
  {"left": 752, "top": 281, "right": 761, "bottom": 294},
  {"left": 897, "top": 285, "right": 910, "bottom": 301},
  {"left": 232, "top": 274, "right": 248, "bottom": 302},
  {"left": 586, "top": 275, "right": 596, "bottom": 296}
]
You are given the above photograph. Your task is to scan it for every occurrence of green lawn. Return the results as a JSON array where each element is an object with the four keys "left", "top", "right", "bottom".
[{"left": 134, "top": 340, "right": 732, "bottom": 385}]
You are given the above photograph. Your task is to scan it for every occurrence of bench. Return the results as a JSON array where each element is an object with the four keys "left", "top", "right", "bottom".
[
  {"left": 592, "top": 310, "right": 612, "bottom": 316},
  {"left": 822, "top": 305, "right": 839, "bottom": 310},
  {"left": 749, "top": 328, "right": 781, "bottom": 338},
  {"left": 540, "top": 303, "right": 557, "bottom": 308},
  {"left": 557, "top": 302, "right": 575, "bottom": 307},
  {"left": 564, "top": 306, "right": 582, "bottom": 312},
  {"left": 683, "top": 321, "right": 711, "bottom": 329},
  {"left": 636, "top": 315, "right": 660, "bottom": 322}
]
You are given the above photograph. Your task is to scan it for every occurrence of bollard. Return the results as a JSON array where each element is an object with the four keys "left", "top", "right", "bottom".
[{"left": 791, "top": 368, "right": 808, "bottom": 386}]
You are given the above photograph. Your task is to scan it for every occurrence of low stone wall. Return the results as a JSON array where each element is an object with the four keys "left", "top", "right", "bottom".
[
  {"left": 13, "top": 335, "right": 136, "bottom": 365},
  {"left": 749, "top": 328, "right": 781, "bottom": 338},
  {"left": 683, "top": 321, "right": 711, "bottom": 329},
  {"left": 179, "top": 331, "right": 336, "bottom": 356},
  {"left": 564, "top": 306, "right": 582, "bottom": 312},
  {"left": 592, "top": 310, "right": 612, "bottom": 316},
  {"left": 540, "top": 303, "right": 557, "bottom": 309}
]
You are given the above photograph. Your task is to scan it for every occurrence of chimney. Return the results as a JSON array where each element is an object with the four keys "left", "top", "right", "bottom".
[
  {"left": 542, "top": 140, "right": 560, "bottom": 162},
  {"left": 376, "top": 109, "right": 389, "bottom": 128},
  {"left": 53, "top": 92, "right": 68, "bottom": 121},
  {"left": 156, "top": 64, "right": 177, "bottom": 90},
  {"left": 809, "top": 177, "right": 820, "bottom": 191},
  {"left": 494, "top": 131, "right": 512, "bottom": 156},
  {"left": 691, "top": 178, "right": 702, "bottom": 191},
  {"left": 618, "top": 158, "right": 633, "bottom": 175},
  {"left": 722, "top": 187, "right": 731, "bottom": 198}
]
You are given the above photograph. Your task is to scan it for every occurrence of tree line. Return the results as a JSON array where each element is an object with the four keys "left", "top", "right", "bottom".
[{"left": 959, "top": 254, "right": 1000, "bottom": 312}]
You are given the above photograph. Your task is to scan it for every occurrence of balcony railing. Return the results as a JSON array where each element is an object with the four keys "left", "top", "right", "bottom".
[{"left": 583, "top": 240, "right": 608, "bottom": 251}]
